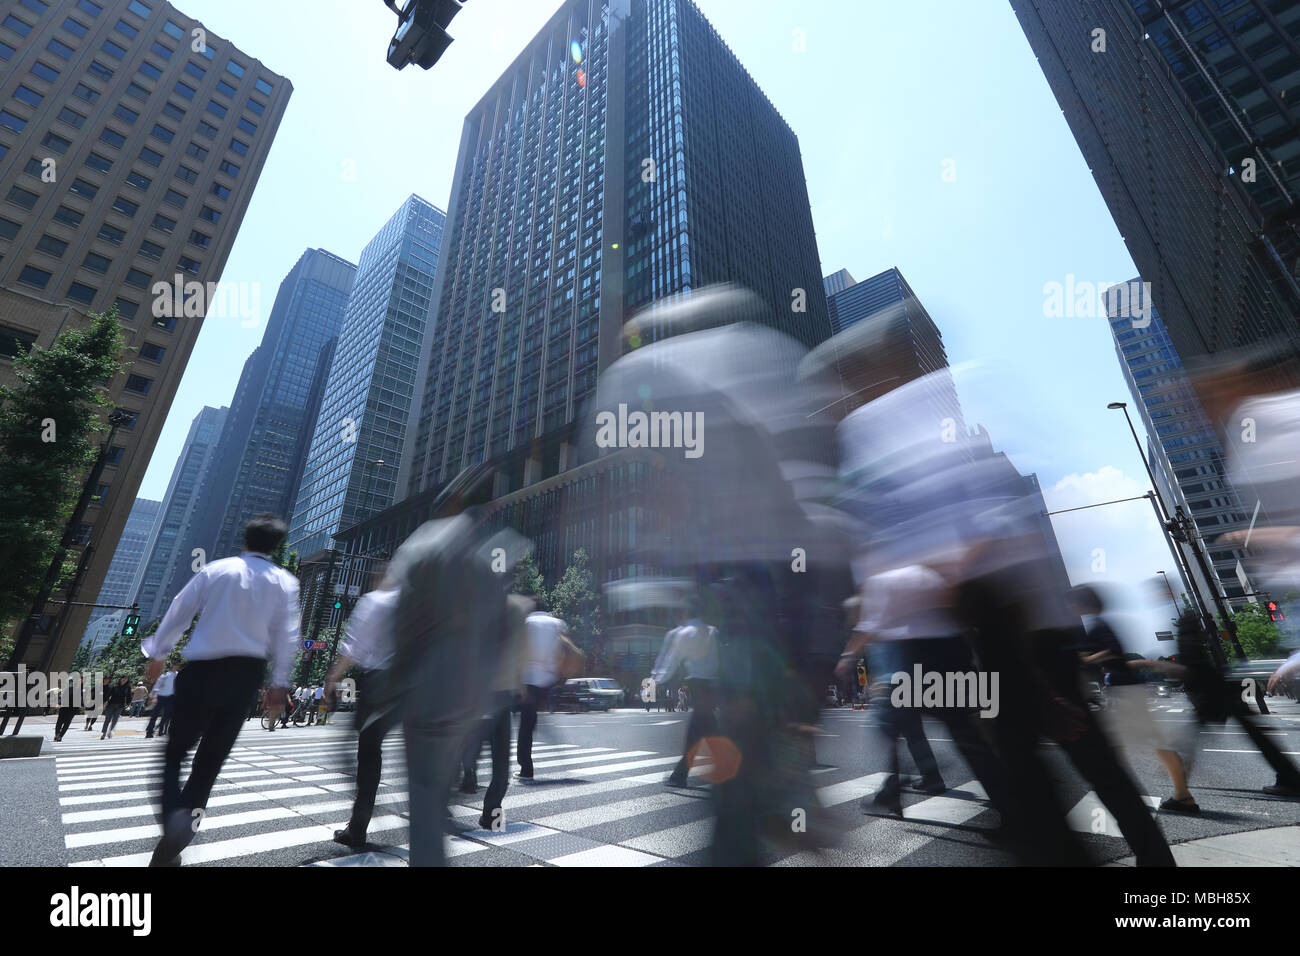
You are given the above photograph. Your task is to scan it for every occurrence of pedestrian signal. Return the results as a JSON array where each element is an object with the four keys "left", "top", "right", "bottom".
[
  {"left": 122, "top": 614, "right": 141, "bottom": 637},
  {"left": 1267, "top": 601, "right": 1284, "bottom": 623}
]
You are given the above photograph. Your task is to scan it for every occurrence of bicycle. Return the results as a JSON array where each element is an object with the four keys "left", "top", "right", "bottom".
[{"left": 260, "top": 697, "right": 310, "bottom": 731}]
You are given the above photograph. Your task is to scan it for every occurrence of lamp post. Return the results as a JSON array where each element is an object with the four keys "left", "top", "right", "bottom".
[
  {"left": 1156, "top": 570, "right": 1180, "bottom": 620},
  {"left": 1107, "top": 402, "right": 1245, "bottom": 662}
]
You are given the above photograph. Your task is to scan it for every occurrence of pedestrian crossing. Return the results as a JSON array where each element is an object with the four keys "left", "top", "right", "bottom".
[{"left": 46, "top": 720, "right": 1180, "bottom": 867}]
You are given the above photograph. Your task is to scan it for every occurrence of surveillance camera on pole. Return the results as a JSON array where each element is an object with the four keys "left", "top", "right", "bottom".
[{"left": 383, "top": 0, "right": 464, "bottom": 71}]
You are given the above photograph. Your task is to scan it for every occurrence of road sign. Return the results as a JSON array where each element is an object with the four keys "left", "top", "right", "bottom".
[
  {"left": 1155, "top": 630, "right": 1174, "bottom": 641},
  {"left": 332, "top": 584, "right": 345, "bottom": 596},
  {"left": 301, "top": 640, "right": 314, "bottom": 651},
  {"left": 347, "top": 585, "right": 361, "bottom": 597},
  {"left": 121, "top": 614, "right": 141, "bottom": 637}
]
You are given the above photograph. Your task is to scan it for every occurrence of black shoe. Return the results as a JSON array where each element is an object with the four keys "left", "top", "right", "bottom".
[
  {"left": 149, "top": 809, "right": 196, "bottom": 867},
  {"left": 514, "top": 771, "right": 533, "bottom": 781},
  {"left": 862, "top": 790, "right": 903, "bottom": 817},
  {"left": 1159, "top": 796, "right": 1201, "bottom": 814},
  {"left": 1262, "top": 783, "right": 1300, "bottom": 798},
  {"left": 458, "top": 775, "right": 478, "bottom": 794},
  {"left": 478, "top": 812, "right": 501, "bottom": 831},
  {"left": 664, "top": 775, "right": 689, "bottom": 788},
  {"left": 333, "top": 827, "right": 365, "bottom": 848},
  {"left": 907, "top": 777, "right": 948, "bottom": 795}
]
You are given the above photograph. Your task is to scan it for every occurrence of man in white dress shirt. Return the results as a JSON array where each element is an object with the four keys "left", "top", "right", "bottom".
[
  {"left": 141, "top": 514, "right": 300, "bottom": 866},
  {"left": 144, "top": 664, "right": 177, "bottom": 738},
  {"left": 517, "top": 601, "right": 566, "bottom": 780}
]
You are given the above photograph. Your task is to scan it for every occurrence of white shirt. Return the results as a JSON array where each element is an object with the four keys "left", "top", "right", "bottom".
[
  {"left": 142, "top": 552, "right": 300, "bottom": 687},
  {"left": 339, "top": 587, "right": 399, "bottom": 671},
  {"left": 653, "top": 621, "right": 719, "bottom": 682},
  {"left": 521, "top": 612, "right": 566, "bottom": 688},
  {"left": 857, "top": 565, "right": 960, "bottom": 640},
  {"left": 152, "top": 671, "right": 177, "bottom": 697}
]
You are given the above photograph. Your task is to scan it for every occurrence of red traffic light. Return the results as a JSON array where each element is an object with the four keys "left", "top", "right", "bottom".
[{"left": 1267, "top": 601, "right": 1284, "bottom": 623}]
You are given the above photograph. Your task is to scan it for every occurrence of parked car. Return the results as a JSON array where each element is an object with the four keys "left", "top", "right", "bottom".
[{"left": 553, "top": 678, "right": 624, "bottom": 712}]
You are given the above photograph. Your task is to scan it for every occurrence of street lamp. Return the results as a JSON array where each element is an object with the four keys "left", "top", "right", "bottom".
[{"left": 1155, "top": 570, "right": 1180, "bottom": 620}]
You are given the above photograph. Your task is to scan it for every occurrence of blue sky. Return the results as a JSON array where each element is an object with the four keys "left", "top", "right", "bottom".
[{"left": 141, "top": 0, "right": 1180, "bottom": 649}]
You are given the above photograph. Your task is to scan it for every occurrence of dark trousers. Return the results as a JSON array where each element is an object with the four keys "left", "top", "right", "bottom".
[
  {"left": 1201, "top": 691, "right": 1300, "bottom": 789},
  {"left": 101, "top": 707, "right": 122, "bottom": 736},
  {"left": 462, "top": 693, "right": 513, "bottom": 826},
  {"left": 516, "top": 684, "right": 545, "bottom": 777},
  {"left": 348, "top": 673, "right": 400, "bottom": 838},
  {"left": 146, "top": 696, "right": 174, "bottom": 736},
  {"left": 160, "top": 658, "right": 265, "bottom": 819},
  {"left": 55, "top": 707, "right": 77, "bottom": 739},
  {"left": 668, "top": 680, "right": 717, "bottom": 784}
]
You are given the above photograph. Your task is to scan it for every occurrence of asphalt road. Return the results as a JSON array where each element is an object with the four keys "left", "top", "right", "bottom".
[{"left": 1, "top": 692, "right": 1297, "bottom": 867}]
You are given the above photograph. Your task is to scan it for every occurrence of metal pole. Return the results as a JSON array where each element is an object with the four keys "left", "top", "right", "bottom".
[{"left": 1156, "top": 570, "right": 1180, "bottom": 620}]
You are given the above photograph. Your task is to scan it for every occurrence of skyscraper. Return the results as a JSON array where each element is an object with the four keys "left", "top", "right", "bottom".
[
  {"left": 1106, "top": 278, "right": 1257, "bottom": 607},
  {"left": 196, "top": 248, "right": 355, "bottom": 563},
  {"left": 129, "top": 403, "right": 225, "bottom": 625},
  {"left": 0, "top": 0, "right": 289, "bottom": 669},
  {"left": 1010, "top": 0, "right": 1300, "bottom": 396},
  {"left": 287, "top": 195, "right": 445, "bottom": 559},
  {"left": 401, "top": 0, "right": 830, "bottom": 505},
  {"left": 80, "top": 494, "right": 159, "bottom": 645}
]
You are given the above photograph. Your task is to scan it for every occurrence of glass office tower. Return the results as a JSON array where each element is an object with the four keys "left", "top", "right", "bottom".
[
  {"left": 288, "top": 195, "right": 444, "bottom": 559},
  {"left": 79, "top": 495, "right": 160, "bottom": 645}
]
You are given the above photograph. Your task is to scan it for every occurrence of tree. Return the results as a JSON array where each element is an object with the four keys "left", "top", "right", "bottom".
[
  {"left": 0, "top": 308, "right": 126, "bottom": 656},
  {"left": 1231, "top": 602, "right": 1283, "bottom": 659},
  {"left": 548, "top": 548, "right": 604, "bottom": 670},
  {"left": 512, "top": 552, "right": 547, "bottom": 603},
  {"left": 270, "top": 540, "right": 300, "bottom": 578}
]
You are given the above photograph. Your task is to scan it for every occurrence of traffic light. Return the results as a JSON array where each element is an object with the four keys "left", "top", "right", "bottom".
[
  {"left": 384, "top": 0, "right": 463, "bottom": 71},
  {"left": 333, "top": 599, "right": 343, "bottom": 611},
  {"left": 121, "top": 614, "right": 141, "bottom": 637},
  {"left": 1268, "top": 601, "right": 1284, "bottom": 623}
]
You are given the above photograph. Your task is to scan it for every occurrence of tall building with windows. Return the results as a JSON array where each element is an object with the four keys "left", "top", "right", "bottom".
[
  {"left": 1106, "top": 278, "right": 1257, "bottom": 608},
  {"left": 129, "top": 403, "right": 224, "bottom": 626},
  {"left": 196, "top": 248, "right": 355, "bottom": 562},
  {"left": 401, "top": 0, "right": 829, "bottom": 507},
  {"left": 79, "top": 494, "right": 159, "bottom": 645},
  {"left": 0, "top": 0, "right": 289, "bottom": 669},
  {"left": 1010, "top": 0, "right": 1300, "bottom": 398},
  {"left": 287, "top": 196, "right": 445, "bottom": 559}
]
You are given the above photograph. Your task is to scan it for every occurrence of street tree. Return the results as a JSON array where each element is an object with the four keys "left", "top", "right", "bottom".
[{"left": 548, "top": 548, "right": 604, "bottom": 668}]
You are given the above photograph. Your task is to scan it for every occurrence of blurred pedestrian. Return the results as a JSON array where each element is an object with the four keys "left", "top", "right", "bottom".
[
  {"left": 145, "top": 663, "right": 177, "bottom": 738},
  {"left": 130, "top": 681, "right": 148, "bottom": 718},
  {"left": 656, "top": 597, "right": 720, "bottom": 789},
  {"left": 100, "top": 677, "right": 130, "bottom": 739},
  {"left": 517, "top": 600, "right": 567, "bottom": 781}
]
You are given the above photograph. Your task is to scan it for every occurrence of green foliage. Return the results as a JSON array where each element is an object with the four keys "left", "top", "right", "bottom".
[
  {"left": 512, "top": 552, "right": 547, "bottom": 605},
  {"left": 1231, "top": 602, "right": 1283, "bottom": 659},
  {"left": 271, "top": 540, "right": 300, "bottom": 578},
  {"left": 0, "top": 308, "right": 125, "bottom": 642},
  {"left": 291, "top": 625, "right": 335, "bottom": 686},
  {"left": 548, "top": 548, "right": 605, "bottom": 669}
]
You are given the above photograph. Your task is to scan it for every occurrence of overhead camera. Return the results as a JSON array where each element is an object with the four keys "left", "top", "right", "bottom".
[{"left": 383, "top": 0, "right": 465, "bottom": 71}]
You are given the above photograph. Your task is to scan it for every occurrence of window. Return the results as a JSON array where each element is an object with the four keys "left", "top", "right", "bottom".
[
  {"left": 7, "top": 186, "right": 38, "bottom": 209},
  {"left": 196, "top": 120, "right": 218, "bottom": 138},
  {"left": 112, "top": 298, "right": 137, "bottom": 320},
  {"left": 177, "top": 255, "right": 200, "bottom": 274},
  {"left": 76, "top": 0, "right": 103, "bottom": 17},
  {"left": 53, "top": 205, "right": 83, "bottom": 227},
  {"left": 111, "top": 195, "right": 139, "bottom": 217},
  {"left": 197, "top": 43, "right": 213, "bottom": 61},
  {"left": 151, "top": 315, "right": 175, "bottom": 332},
  {"left": 18, "top": 265, "right": 52, "bottom": 289},
  {"left": 36, "top": 234, "right": 68, "bottom": 257},
  {"left": 124, "top": 80, "right": 149, "bottom": 101},
  {"left": 14, "top": 85, "right": 42, "bottom": 107},
  {"left": 0, "top": 111, "right": 26, "bottom": 134},
  {"left": 183, "top": 61, "right": 205, "bottom": 80},
  {"left": 138, "top": 60, "right": 161, "bottom": 80},
  {"left": 138, "top": 147, "right": 165, "bottom": 168},
  {"left": 98, "top": 126, "right": 125, "bottom": 147},
  {"left": 137, "top": 239, "right": 164, "bottom": 259},
  {"left": 225, "top": 59, "right": 245, "bottom": 78},
  {"left": 69, "top": 177, "right": 98, "bottom": 200},
  {"left": 162, "top": 188, "right": 186, "bottom": 208},
  {"left": 23, "top": 157, "right": 45, "bottom": 178},
  {"left": 246, "top": 97, "right": 265, "bottom": 115},
  {"left": 85, "top": 152, "right": 113, "bottom": 172},
  {"left": 82, "top": 251, "right": 111, "bottom": 273},
  {"left": 185, "top": 142, "right": 208, "bottom": 160},
  {"left": 209, "top": 182, "right": 230, "bottom": 200},
  {"left": 86, "top": 59, "right": 113, "bottom": 81},
  {"left": 112, "top": 408, "right": 138, "bottom": 429},
  {"left": 125, "top": 170, "right": 151, "bottom": 190},
  {"left": 229, "top": 137, "right": 249, "bottom": 156},
  {"left": 2, "top": 15, "right": 33, "bottom": 38},
  {"left": 174, "top": 79, "right": 196, "bottom": 99},
  {"left": 114, "top": 18, "right": 138, "bottom": 39},
  {"left": 199, "top": 205, "right": 220, "bottom": 224},
  {"left": 45, "top": 37, "right": 74, "bottom": 58},
  {"left": 113, "top": 103, "right": 139, "bottom": 124},
  {"left": 104, "top": 445, "right": 124, "bottom": 466},
  {"left": 150, "top": 213, "right": 175, "bottom": 233},
  {"left": 215, "top": 79, "right": 235, "bottom": 98},
  {"left": 61, "top": 17, "right": 87, "bottom": 37},
  {"left": 218, "top": 159, "right": 239, "bottom": 178},
  {"left": 162, "top": 20, "right": 183, "bottom": 40},
  {"left": 127, "top": 0, "right": 150, "bottom": 17},
  {"left": 0, "top": 216, "right": 19, "bottom": 240},
  {"left": 139, "top": 342, "right": 165, "bottom": 362},
  {"left": 100, "top": 38, "right": 126, "bottom": 59},
  {"left": 66, "top": 281, "right": 96, "bottom": 304},
  {"left": 123, "top": 267, "right": 150, "bottom": 288},
  {"left": 124, "top": 374, "right": 152, "bottom": 395},
  {"left": 97, "top": 222, "right": 125, "bottom": 245},
  {"left": 0, "top": 39, "right": 12, "bottom": 60},
  {"left": 19, "top": 0, "right": 48, "bottom": 13},
  {"left": 0, "top": 325, "right": 38, "bottom": 360},
  {"left": 254, "top": 77, "right": 273, "bottom": 96},
  {"left": 149, "top": 40, "right": 172, "bottom": 60},
  {"left": 161, "top": 101, "right": 184, "bottom": 121},
  {"left": 176, "top": 165, "right": 198, "bottom": 184},
  {"left": 30, "top": 60, "right": 60, "bottom": 82},
  {"left": 58, "top": 107, "right": 88, "bottom": 130},
  {"left": 187, "top": 229, "right": 210, "bottom": 249},
  {"left": 73, "top": 82, "right": 100, "bottom": 104},
  {"left": 150, "top": 123, "right": 174, "bottom": 143},
  {"left": 236, "top": 116, "right": 256, "bottom": 135}
]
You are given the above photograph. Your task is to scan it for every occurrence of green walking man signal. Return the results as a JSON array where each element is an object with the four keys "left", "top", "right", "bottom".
[{"left": 121, "top": 613, "right": 141, "bottom": 637}]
